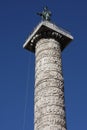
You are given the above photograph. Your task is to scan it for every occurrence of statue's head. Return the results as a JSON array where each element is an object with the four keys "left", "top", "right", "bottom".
[{"left": 43, "top": 6, "right": 48, "bottom": 11}]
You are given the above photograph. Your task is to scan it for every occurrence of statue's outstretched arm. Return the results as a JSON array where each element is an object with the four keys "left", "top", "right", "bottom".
[{"left": 37, "top": 12, "right": 42, "bottom": 16}]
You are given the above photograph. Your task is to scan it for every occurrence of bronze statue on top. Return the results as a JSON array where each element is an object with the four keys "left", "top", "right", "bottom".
[{"left": 37, "top": 6, "right": 52, "bottom": 21}]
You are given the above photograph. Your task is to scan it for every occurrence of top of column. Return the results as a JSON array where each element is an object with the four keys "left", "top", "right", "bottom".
[{"left": 23, "top": 7, "right": 73, "bottom": 53}]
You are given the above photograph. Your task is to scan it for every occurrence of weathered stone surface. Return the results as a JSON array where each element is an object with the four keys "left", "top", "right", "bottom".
[
  {"left": 34, "top": 38, "right": 67, "bottom": 130},
  {"left": 23, "top": 21, "right": 73, "bottom": 52}
]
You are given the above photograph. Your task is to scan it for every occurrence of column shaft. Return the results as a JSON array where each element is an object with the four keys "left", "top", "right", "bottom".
[{"left": 34, "top": 38, "right": 67, "bottom": 130}]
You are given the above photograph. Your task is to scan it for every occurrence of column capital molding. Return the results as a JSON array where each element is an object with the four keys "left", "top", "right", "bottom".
[{"left": 23, "top": 21, "right": 73, "bottom": 53}]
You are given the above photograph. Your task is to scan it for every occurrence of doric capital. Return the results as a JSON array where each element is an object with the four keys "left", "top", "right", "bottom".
[{"left": 23, "top": 21, "right": 73, "bottom": 52}]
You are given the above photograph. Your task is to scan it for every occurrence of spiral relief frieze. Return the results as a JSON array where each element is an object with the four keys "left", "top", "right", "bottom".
[{"left": 34, "top": 38, "right": 67, "bottom": 130}]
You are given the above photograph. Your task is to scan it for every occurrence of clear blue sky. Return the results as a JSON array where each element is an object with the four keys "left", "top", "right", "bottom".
[{"left": 0, "top": 0, "right": 87, "bottom": 130}]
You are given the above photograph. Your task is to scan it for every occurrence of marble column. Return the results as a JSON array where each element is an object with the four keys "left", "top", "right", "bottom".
[
  {"left": 34, "top": 38, "right": 66, "bottom": 130},
  {"left": 23, "top": 21, "right": 73, "bottom": 130}
]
